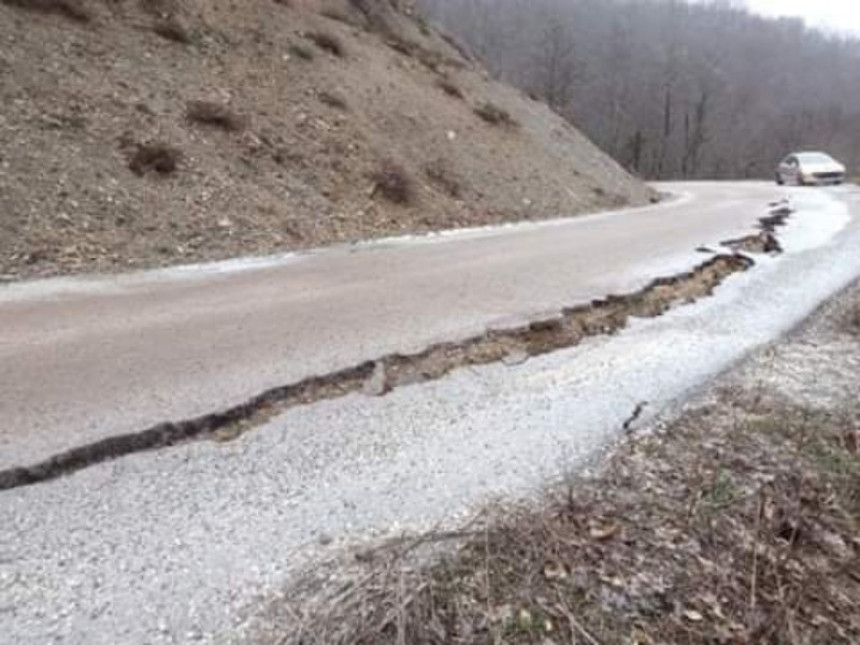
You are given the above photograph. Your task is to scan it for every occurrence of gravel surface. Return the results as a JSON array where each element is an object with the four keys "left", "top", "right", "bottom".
[{"left": 2, "top": 186, "right": 860, "bottom": 644}]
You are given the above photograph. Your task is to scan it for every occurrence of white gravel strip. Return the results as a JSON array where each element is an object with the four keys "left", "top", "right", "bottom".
[{"left": 2, "top": 188, "right": 859, "bottom": 645}]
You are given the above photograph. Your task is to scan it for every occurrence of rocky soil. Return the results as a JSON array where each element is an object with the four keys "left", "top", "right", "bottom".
[{"left": 0, "top": 0, "right": 650, "bottom": 280}]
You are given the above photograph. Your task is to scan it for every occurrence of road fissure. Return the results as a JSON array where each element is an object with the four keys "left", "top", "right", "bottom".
[{"left": 0, "top": 210, "right": 790, "bottom": 491}]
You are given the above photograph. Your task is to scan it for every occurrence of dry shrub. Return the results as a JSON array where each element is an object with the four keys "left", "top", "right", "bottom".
[
  {"left": 474, "top": 101, "right": 517, "bottom": 127},
  {"left": 128, "top": 143, "right": 181, "bottom": 176},
  {"left": 845, "top": 304, "right": 860, "bottom": 336},
  {"left": 346, "top": 0, "right": 393, "bottom": 34},
  {"left": 276, "top": 403, "right": 860, "bottom": 645},
  {"left": 385, "top": 35, "right": 415, "bottom": 57},
  {"left": 306, "top": 31, "right": 344, "bottom": 57},
  {"left": 138, "top": 0, "right": 178, "bottom": 16},
  {"left": 425, "top": 160, "right": 462, "bottom": 198},
  {"left": 2, "top": 0, "right": 92, "bottom": 22},
  {"left": 319, "top": 8, "right": 356, "bottom": 26},
  {"left": 318, "top": 91, "right": 348, "bottom": 110},
  {"left": 185, "top": 101, "right": 246, "bottom": 132},
  {"left": 370, "top": 162, "right": 414, "bottom": 205},
  {"left": 439, "top": 29, "right": 474, "bottom": 64},
  {"left": 288, "top": 43, "right": 314, "bottom": 60},
  {"left": 152, "top": 16, "right": 191, "bottom": 44},
  {"left": 436, "top": 79, "right": 463, "bottom": 99}
]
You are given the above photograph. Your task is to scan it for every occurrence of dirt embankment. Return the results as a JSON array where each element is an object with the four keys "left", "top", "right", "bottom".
[
  {"left": 260, "top": 282, "right": 860, "bottom": 644},
  {"left": 0, "top": 0, "right": 651, "bottom": 281}
]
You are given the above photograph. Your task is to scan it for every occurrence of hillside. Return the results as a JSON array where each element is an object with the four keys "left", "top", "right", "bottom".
[
  {"left": 0, "top": 0, "right": 651, "bottom": 281},
  {"left": 418, "top": 0, "right": 860, "bottom": 180}
]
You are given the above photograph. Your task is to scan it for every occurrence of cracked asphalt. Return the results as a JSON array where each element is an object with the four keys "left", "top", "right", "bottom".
[
  {"left": 3, "top": 183, "right": 860, "bottom": 644},
  {"left": 3, "top": 182, "right": 784, "bottom": 470}
]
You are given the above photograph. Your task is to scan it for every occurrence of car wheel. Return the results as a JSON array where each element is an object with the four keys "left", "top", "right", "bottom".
[{"left": 775, "top": 173, "right": 784, "bottom": 185}]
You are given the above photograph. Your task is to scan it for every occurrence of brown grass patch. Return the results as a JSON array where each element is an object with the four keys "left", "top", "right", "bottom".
[
  {"left": 2, "top": 0, "right": 92, "bottom": 22},
  {"left": 318, "top": 91, "right": 348, "bottom": 111},
  {"left": 152, "top": 16, "right": 191, "bottom": 44},
  {"left": 436, "top": 79, "right": 463, "bottom": 100},
  {"left": 138, "top": 0, "right": 178, "bottom": 16},
  {"left": 844, "top": 304, "right": 860, "bottom": 336},
  {"left": 288, "top": 43, "right": 314, "bottom": 61},
  {"left": 319, "top": 8, "right": 356, "bottom": 26},
  {"left": 370, "top": 162, "right": 414, "bottom": 205},
  {"left": 185, "top": 101, "right": 246, "bottom": 132},
  {"left": 306, "top": 31, "right": 345, "bottom": 57},
  {"left": 425, "top": 160, "right": 462, "bottom": 198},
  {"left": 128, "top": 142, "right": 181, "bottom": 176},
  {"left": 474, "top": 102, "right": 517, "bottom": 128}
]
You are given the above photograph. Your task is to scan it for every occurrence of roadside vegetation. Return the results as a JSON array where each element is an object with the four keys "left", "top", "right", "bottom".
[{"left": 277, "top": 393, "right": 860, "bottom": 644}]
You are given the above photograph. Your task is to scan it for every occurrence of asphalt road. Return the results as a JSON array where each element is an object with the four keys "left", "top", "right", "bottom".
[
  {"left": 4, "top": 183, "right": 860, "bottom": 645},
  {"left": 0, "top": 181, "right": 788, "bottom": 469}
]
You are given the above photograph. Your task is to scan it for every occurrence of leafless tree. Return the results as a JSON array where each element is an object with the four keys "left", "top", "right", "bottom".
[{"left": 418, "top": 0, "right": 860, "bottom": 179}]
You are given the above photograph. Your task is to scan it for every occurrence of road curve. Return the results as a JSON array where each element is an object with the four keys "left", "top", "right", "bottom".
[{"left": 0, "top": 181, "right": 787, "bottom": 469}]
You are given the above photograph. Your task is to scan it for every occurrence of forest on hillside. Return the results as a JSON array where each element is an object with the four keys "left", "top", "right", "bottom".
[{"left": 416, "top": 0, "right": 860, "bottom": 180}]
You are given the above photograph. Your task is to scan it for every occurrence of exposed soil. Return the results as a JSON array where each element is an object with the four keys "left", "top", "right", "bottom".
[
  {"left": 258, "top": 281, "right": 860, "bottom": 645},
  {"left": 0, "top": 0, "right": 650, "bottom": 281}
]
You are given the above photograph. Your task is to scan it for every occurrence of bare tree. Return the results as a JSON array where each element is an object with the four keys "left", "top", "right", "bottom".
[{"left": 418, "top": 0, "right": 860, "bottom": 179}]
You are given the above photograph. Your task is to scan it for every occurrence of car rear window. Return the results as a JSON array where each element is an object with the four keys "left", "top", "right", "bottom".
[{"left": 797, "top": 153, "right": 835, "bottom": 164}]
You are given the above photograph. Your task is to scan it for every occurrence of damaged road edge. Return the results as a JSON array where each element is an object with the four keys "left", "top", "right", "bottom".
[{"left": 0, "top": 210, "right": 791, "bottom": 491}]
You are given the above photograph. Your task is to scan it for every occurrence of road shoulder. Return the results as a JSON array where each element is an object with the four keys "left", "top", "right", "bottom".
[{"left": 258, "top": 280, "right": 860, "bottom": 644}]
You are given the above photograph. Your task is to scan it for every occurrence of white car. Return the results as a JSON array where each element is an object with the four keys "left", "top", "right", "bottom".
[{"left": 775, "top": 151, "right": 845, "bottom": 186}]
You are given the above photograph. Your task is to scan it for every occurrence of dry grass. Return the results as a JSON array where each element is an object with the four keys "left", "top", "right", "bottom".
[
  {"left": 306, "top": 30, "right": 345, "bottom": 57},
  {"left": 152, "top": 16, "right": 191, "bottom": 44},
  {"left": 370, "top": 162, "right": 414, "bottom": 205},
  {"left": 2, "top": 0, "right": 92, "bottom": 22},
  {"left": 319, "top": 8, "right": 356, "bottom": 27},
  {"left": 138, "top": 0, "right": 178, "bottom": 16},
  {"left": 128, "top": 142, "right": 181, "bottom": 176},
  {"left": 318, "top": 90, "right": 348, "bottom": 111},
  {"left": 274, "top": 397, "right": 860, "bottom": 644},
  {"left": 288, "top": 42, "right": 314, "bottom": 61},
  {"left": 185, "top": 100, "right": 246, "bottom": 132},
  {"left": 844, "top": 304, "right": 860, "bottom": 336},
  {"left": 425, "top": 160, "right": 462, "bottom": 198},
  {"left": 474, "top": 102, "right": 517, "bottom": 128},
  {"left": 436, "top": 79, "right": 464, "bottom": 100}
]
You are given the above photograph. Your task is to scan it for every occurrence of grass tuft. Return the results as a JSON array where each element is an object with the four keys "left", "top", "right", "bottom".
[
  {"left": 370, "top": 162, "right": 414, "bottom": 205},
  {"left": 436, "top": 79, "right": 464, "bottom": 99},
  {"left": 306, "top": 31, "right": 345, "bottom": 57},
  {"left": 288, "top": 43, "right": 314, "bottom": 61},
  {"left": 185, "top": 101, "right": 246, "bottom": 132},
  {"left": 128, "top": 142, "right": 181, "bottom": 176},
  {"left": 317, "top": 91, "right": 348, "bottom": 111},
  {"left": 425, "top": 160, "right": 463, "bottom": 198},
  {"left": 152, "top": 16, "right": 191, "bottom": 44},
  {"left": 2, "top": 0, "right": 92, "bottom": 22},
  {"left": 474, "top": 101, "right": 517, "bottom": 127}
]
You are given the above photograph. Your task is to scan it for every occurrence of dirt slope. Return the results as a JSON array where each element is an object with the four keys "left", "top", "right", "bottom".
[{"left": 0, "top": 0, "right": 651, "bottom": 280}]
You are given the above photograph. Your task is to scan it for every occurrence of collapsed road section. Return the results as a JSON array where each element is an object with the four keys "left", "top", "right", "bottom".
[{"left": 0, "top": 209, "right": 790, "bottom": 491}]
